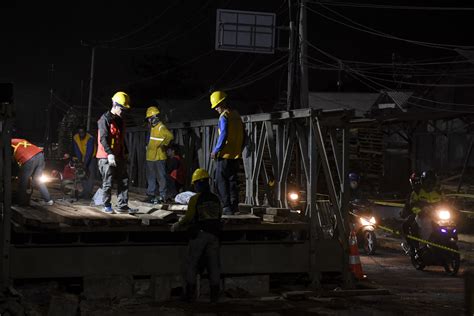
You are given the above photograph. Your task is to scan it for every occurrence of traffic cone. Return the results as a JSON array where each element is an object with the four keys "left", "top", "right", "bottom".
[{"left": 348, "top": 225, "right": 366, "bottom": 280}]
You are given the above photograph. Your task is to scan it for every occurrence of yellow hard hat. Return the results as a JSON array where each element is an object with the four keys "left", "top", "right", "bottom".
[
  {"left": 111, "top": 91, "right": 131, "bottom": 109},
  {"left": 146, "top": 106, "right": 160, "bottom": 118},
  {"left": 210, "top": 91, "right": 227, "bottom": 109},
  {"left": 191, "top": 168, "right": 210, "bottom": 184}
]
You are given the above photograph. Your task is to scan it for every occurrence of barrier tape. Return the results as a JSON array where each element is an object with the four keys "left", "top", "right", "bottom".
[
  {"left": 349, "top": 211, "right": 464, "bottom": 256},
  {"left": 370, "top": 199, "right": 474, "bottom": 215}
]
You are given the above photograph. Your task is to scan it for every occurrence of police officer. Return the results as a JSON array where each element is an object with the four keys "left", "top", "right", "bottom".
[{"left": 170, "top": 168, "right": 222, "bottom": 303}]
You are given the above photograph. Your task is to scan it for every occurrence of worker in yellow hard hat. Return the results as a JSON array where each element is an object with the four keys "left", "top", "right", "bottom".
[
  {"left": 210, "top": 90, "right": 245, "bottom": 215},
  {"left": 96, "top": 91, "right": 137, "bottom": 214},
  {"left": 171, "top": 168, "right": 222, "bottom": 302},
  {"left": 143, "top": 105, "right": 174, "bottom": 204}
]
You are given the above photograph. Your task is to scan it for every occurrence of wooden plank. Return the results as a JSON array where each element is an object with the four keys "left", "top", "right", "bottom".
[
  {"left": 262, "top": 214, "right": 288, "bottom": 223},
  {"left": 134, "top": 214, "right": 166, "bottom": 226},
  {"left": 265, "top": 208, "right": 291, "bottom": 217},
  {"left": 11, "top": 206, "right": 60, "bottom": 229},
  {"left": 149, "top": 209, "right": 178, "bottom": 222},
  {"left": 30, "top": 201, "right": 86, "bottom": 226},
  {"left": 222, "top": 214, "right": 261, "bottom": 224},
  {"left": 251, "top": 207, "right": 267, "bottom": 217},
  {"left": 238, "top": 204, "right": 253, "bottom": 214}
]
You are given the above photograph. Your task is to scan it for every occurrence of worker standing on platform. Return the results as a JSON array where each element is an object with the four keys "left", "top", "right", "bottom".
[
  {"left": 170, "top": 168, "right": 222, "bottom": 303},
  {"left": 72, "top": 126, "right": 97, "bottom": 199},
  {"left": 210, "top": 91, "right": 245, "bottom": 215},
  {"left": 143, "top": 106, "right": 174, "bottom": 203},
  {"left": 11, "top": 138, "right": 53, "bottom": 206},
  {"left": 96, "top": 91, "right": 137, "bottom": 214}
]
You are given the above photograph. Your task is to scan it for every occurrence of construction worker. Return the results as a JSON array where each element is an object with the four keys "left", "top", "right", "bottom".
[
  {"left": 96, "top": 92, "right": 137, "bottom": 214},
  {"left": 348, "top": 172, "right": 362, "bottom": 202},
  {"left": 170, "top": 168, "right": 222, "bottom": 303},
  {"left": 72, "top": 126, "right": 97, "bottom": 199},
  {"left": 167, "top": 143, "right": 186, "bottom": 194},
  {"left": 210, "top": 91, "right": 245, "bottom": 215},
  {"left": 11, "top": 138, "right": 53, "bottom": 206},
  {"left": 143, "top": 106, "right": 174, "bottom": 203}
]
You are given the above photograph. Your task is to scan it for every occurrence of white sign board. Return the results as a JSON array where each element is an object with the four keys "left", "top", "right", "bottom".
[{"left": 215, "top": 9, "right": 276, "bottom": 54}]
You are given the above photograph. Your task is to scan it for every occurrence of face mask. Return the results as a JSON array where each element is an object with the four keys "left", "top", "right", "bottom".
[
  {"left": 194, "top": 180, "right": 210, "bottom": 193},
  {"left": 350, "top": 181, "right": 358, "bottom": 190}
]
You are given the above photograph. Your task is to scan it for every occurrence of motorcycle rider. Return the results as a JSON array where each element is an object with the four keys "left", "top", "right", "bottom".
[
  {"left": 348, "top": 172, "right": 362, "bottom": 202},
  {"left": 401, "top": 170, "right": 442, "bottom": 252}
]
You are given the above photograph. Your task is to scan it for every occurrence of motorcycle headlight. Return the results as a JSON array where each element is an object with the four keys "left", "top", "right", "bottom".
[
  {"left": 288, "top": 192, "right": 299, "bottom": 201},
  {"left": 369, "top": 216, "right": 376, "bottom": 224},
  {"left": 437, "top": 209, "right": 451, "bottom": 220}
]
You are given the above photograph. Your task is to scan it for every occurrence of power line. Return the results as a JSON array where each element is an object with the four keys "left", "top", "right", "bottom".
[
  {"left": 306, "top": 5, "right": 474, "bottom": 51},
  {"left": 101, "top": 2, "right": 178, "bottom": 44},
  {"left": 308, "top": 1, "right": 474, "bottom": 11}
]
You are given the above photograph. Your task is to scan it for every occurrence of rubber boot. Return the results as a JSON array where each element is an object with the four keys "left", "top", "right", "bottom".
[{"left": 210, "top": 285, "right": 220, "bottom": 303}]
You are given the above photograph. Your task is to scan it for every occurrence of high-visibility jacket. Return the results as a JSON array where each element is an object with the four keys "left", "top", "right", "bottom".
[
  {"left": 96, "top": 111, "right": 126, "bottom": 159},
  {"left": 11, "top": 138, "right": 42, "bottom": 166},
  {"left": 73, "top": 133, "right": 96, "bottom": 166},
  {"left": 146, "top": 122, "right": 173, "bottom": 161},
  {"left": 212, "top": 109, "right": 244, "bottom": 159},
  {"left": 176, "top": 191, "right": 222, "bottom": 234},
  {"left": 410, "top": 188, "right": 442, "bottom": 214}
]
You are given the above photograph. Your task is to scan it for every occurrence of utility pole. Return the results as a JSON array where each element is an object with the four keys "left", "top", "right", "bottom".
[
  {"left": 86, "top": 46, "right": 96, "bottom": 131},
  {"left": 298, "top": 0, "right": 309, "bottom": 109},
  {"left": 44, "top": 64, "right": 54, "bottom": 156},
  {"left": 286, "top": 0, "right": 295, "bottom": 110}
]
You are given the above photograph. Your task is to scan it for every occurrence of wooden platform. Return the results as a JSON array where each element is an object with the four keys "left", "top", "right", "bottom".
[{"left": 11, "top": 189, "right": 308, "bottom": 233}]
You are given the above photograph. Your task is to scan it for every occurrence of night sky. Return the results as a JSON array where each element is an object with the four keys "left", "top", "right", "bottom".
[{"left": 1, "top": 0, "right": 473, "bottom": 142}]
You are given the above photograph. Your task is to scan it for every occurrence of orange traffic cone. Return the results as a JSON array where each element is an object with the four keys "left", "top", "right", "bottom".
[{"left": 348, "top": 226, "right": 366, "bottom": 280}]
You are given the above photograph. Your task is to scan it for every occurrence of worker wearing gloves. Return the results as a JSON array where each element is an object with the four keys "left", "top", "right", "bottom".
[
  {"left": 96, "top": 91, "right": 137, "bottom": 214},
  {"left": 11, "top": 138, "right": 53, "bottom": 206},
  {"left": 170, "top": 168, "right": 222, "bottom": 303},
  {"left": 143, "top": 106, "right": 174, "bottom": 204},
  {"left": 72, "top": 126, "right": 97, "bottom": 199},
  {"left": 210, "top": 91, "right": 245, "bottom": 215}
]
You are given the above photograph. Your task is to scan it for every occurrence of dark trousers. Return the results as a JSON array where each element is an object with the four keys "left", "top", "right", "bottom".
[
  {"left": 185, "top": 231, "right": 221, "bottom": 289},
  {"left": 98, "top": 158, "right": 128, "bottom": 208},
  {"left": 215, "top": 158, "right": 239, "bottom": 214},
  {"left": 146, "top": 160, "right": 173, "bottom": 199},
  {"left": 18, "top": 153, "right": 51, "bottom": 204},
  {"left": 81, "top": 158, "right": 96, "bottom": 198},
  {"left": 402, "top": 213, "right": 418, "bottom": 247}
]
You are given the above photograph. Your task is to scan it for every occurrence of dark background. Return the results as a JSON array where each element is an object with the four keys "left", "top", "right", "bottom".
[{"left": 1, "top": 0, "right": 472, "bottom": 142}]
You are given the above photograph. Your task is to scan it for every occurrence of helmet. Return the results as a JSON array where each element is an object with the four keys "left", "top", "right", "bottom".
[
  {"left": 111, "top": 92, "right": 131, "bottom": 109},
  {"left": 191, "top": 168, "right": 210, "bottom": 184},
  {"left": 146, "top": 106, "right": 160, "bottom": 119},
  {"left": 409, "top": 172, "right": 422, "bottom": 189},
  {"left": 348, "top": 172, "right": 360, "bottom": 182},
  {"left": 421, "top": 170, "right": 437, "bottom": 189},
  {"left": 210, "top": 91, "right": 227, "bottom": 109}
]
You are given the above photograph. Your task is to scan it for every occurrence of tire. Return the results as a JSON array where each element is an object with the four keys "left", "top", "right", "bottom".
[
  {"left": 410, "top": 250, "right": 425, "bottom": 271},
  {"left": 444, "top": 245, "right": 461, "bottom": 276},
  {"left": 363, "top": 230, "right": 377, "bottom": 255}
]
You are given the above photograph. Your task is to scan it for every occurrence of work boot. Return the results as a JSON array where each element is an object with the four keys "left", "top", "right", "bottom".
[
  {"left": 102, "top": 206, "right": 114, "bottom": 214},
  {"left": 210, "top": 285, "right": 220, "bottom": 303},
  {"left": 116, "top": 206, "right": 138, "bottom": 214},
  {"left": 401, "top": 242, "right": 410, "bottom": 255},
  {"left": 222, "top": 207, "right": 233, "bottom": 216},
  {"left": 142, "top": 195, "right": 155, "bottom": 204}
]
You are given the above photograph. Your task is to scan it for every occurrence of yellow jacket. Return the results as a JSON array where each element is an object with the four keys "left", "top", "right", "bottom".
[
  {"left": 410, "top": 188, "right": 442, "bottom": 214},
  {"left": 213, "top": 109, "right": 244, "bottom": 159},
  {"left": 146, "top": 122, "right": 174, "bottom": 161}
]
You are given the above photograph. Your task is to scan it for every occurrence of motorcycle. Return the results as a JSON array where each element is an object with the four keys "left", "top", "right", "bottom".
[
  {"left": 351, "top": 200, "right": 377, "bottom": 255},
  {"left": 404, "top": 203, "right": 460, "bottom": 276}
]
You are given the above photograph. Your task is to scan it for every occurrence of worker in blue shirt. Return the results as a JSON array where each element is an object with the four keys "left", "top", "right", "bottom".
[
  {"left": 72, "top": 126, "right": 97, "bottom": 199},
  {"left": 210, "top": 91, "right": 245, "bottom": 215}
]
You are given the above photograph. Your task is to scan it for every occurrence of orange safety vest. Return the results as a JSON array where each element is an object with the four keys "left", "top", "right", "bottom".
[
  {"left": 11, "top": 138, "right": 42, "bottom": 166},
  {"left": 96, "top": 119, "right": 125, "bottom": 159}
]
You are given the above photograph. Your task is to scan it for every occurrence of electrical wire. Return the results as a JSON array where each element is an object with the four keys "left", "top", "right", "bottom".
[
  {"left": 306, "top": 5, "right": 474, "bottom": 51},
  {"left": 101, "top": 2, "right": 178, "bottom": 44},
  {"left": 308, "top": 1, "right": 474, "bottom": 11},
  {"left": 212, "top": 53, "right": 243, "bottom": 88}
]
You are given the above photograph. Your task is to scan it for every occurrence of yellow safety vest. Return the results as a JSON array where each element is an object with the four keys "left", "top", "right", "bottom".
[
  {"left": 218, "top": 109, "right": 244, "bottom": 159},
  {"left": 411, "top": 188, "right": 442, "bottom": 214},
  {"left": 146, "top": 122, "right": 174, "bottom": 161}
]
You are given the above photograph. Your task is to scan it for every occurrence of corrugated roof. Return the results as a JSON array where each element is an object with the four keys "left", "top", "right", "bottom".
[{"left": 385, "top": 91, "right": 414, "bottom": 108}]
